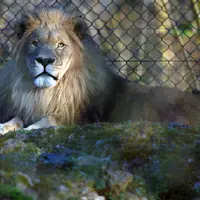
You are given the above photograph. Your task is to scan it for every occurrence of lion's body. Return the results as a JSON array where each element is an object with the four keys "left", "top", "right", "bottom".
[
  {"left": 0, "top": 8, "right": 200, "bottom": 132},
  {"left": 110, "top": 83, "right": 200, "bottom": 125}
]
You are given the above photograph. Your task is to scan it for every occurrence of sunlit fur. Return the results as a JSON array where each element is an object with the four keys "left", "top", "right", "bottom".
[
  {"left": 1, "top": 8, "right": 200, "bottom": 127},
  {"left": 1, "top": 9, "right": 111, "bottom": 125}
]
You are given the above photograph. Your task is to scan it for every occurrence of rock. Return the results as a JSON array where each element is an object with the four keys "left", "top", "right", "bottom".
[
  {"left": 82, "top": 191, "right": 105, "bottom": 200},
  {"left": 1, "top": 138, "right": 26, "bottom": 153},
  {"left": 0, "top": 122, "right": 200, "bottom": 199},
  {"left": 105, "top": 169, "right": 133, "bottom": 193},
  {"left": 37, "top": 153, "right": 75, "bottom": 169}
]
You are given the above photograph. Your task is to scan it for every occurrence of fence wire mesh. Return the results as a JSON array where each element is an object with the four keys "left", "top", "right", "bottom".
[{"left": 0, "top": 0, "right": 200, "bottom": 92}]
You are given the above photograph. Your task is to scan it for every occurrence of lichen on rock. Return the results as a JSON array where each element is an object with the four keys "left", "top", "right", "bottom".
[{"left": 0, "top": 122, "right": 200, "bottom": 199}]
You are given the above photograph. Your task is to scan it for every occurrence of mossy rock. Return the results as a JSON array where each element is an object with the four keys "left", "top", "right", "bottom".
[
  {"left": 0, "top": 121, "right": 200, "bottom": 199},
  {"left": 0, "top": 184, "right": 32, "bottom": 200}
]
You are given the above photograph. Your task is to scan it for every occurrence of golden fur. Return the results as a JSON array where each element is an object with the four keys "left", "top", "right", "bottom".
[{"left": 0, "top": 8, "right": 200, "bottom": 130}]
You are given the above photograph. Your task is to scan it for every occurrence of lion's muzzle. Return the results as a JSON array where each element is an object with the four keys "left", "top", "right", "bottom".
[
  {"left": 28, "top": 48, "right": 59, "bottom": 89},
  {"left": 35, "top": 57, "right": 55, "bottom": 67}
]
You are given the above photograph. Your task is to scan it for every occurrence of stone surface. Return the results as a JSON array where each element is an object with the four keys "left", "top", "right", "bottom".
[{"left": 0, "top": 122, "right": 200, "bottom": 199}]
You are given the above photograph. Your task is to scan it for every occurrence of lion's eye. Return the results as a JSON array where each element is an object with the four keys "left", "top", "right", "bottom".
[
  {"left": 32, "top": 40, "right": 38, "bottom": 47},
  {"left": 57, "top": 42, "right": 66, "bottom": 49}
]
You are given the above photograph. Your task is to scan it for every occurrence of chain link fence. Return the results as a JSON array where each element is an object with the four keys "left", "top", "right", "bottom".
[{"left": 0, "top": 0, "right": 200, "bottom": 92}]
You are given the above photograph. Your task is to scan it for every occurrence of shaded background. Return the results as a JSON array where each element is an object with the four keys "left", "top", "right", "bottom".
[{"left": 0, "top": 0, "right": 200, "bottom": 92}]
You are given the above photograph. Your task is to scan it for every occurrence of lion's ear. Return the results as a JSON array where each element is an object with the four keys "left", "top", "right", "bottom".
[
  {"left": 73, "top": 17, "right": 87, "bottom": 39},
  {"left": 15, "top": 11, "right": 37, "bottom": 39},
  {"left": 15, "top": 14, "right": 30, "bottom": 39}
]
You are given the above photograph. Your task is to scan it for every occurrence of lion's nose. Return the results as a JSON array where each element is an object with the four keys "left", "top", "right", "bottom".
[{"left": 36, "top": 57, "right": 55, "bottom": 67}]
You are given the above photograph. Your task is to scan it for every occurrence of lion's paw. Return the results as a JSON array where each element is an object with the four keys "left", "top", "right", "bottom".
[
  {"left": 24, "top": 116, "right": 56, "bottom": 131},
  {"left": 0, "top": 123, "right": 17, "bottom": 135},
  {"left": 0, "top": 117, "right": 24, "bottom": 135},
  {"left": 24, "top": 124, "right": 41, "bottom": 131},
  {"left": 0, "top": 124, "right": 6, "bottom": 135}
]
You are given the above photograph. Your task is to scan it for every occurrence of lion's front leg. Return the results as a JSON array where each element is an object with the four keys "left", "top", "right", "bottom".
[
  {"left": 0, "top": 116, "right": 24, "bottom": 135},
  {"left": 25, "top": 116, "right": 57, "bottom": 131}
]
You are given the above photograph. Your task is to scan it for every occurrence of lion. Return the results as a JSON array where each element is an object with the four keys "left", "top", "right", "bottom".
[{"left": 0, "top": 8, "right": 200, "bottom": 134}]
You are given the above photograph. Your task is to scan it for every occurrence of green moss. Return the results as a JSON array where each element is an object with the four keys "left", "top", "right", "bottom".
[
  {"left": 0, "top": 184, "right": 32, "bottom": 200},
  {"left": 0, "top": 132, "right": 17, "bottom": 148},
  {"left": 0, "top": 122, "right": 200, "bottom": 199}
]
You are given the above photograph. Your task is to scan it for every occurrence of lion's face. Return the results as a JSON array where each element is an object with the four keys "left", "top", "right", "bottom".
[
  {"left": 15, "top": 9, "right": 86, "bottom": 89},
  {"left": 25, "top": 29, "right": 74, "bottom": 88}
]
